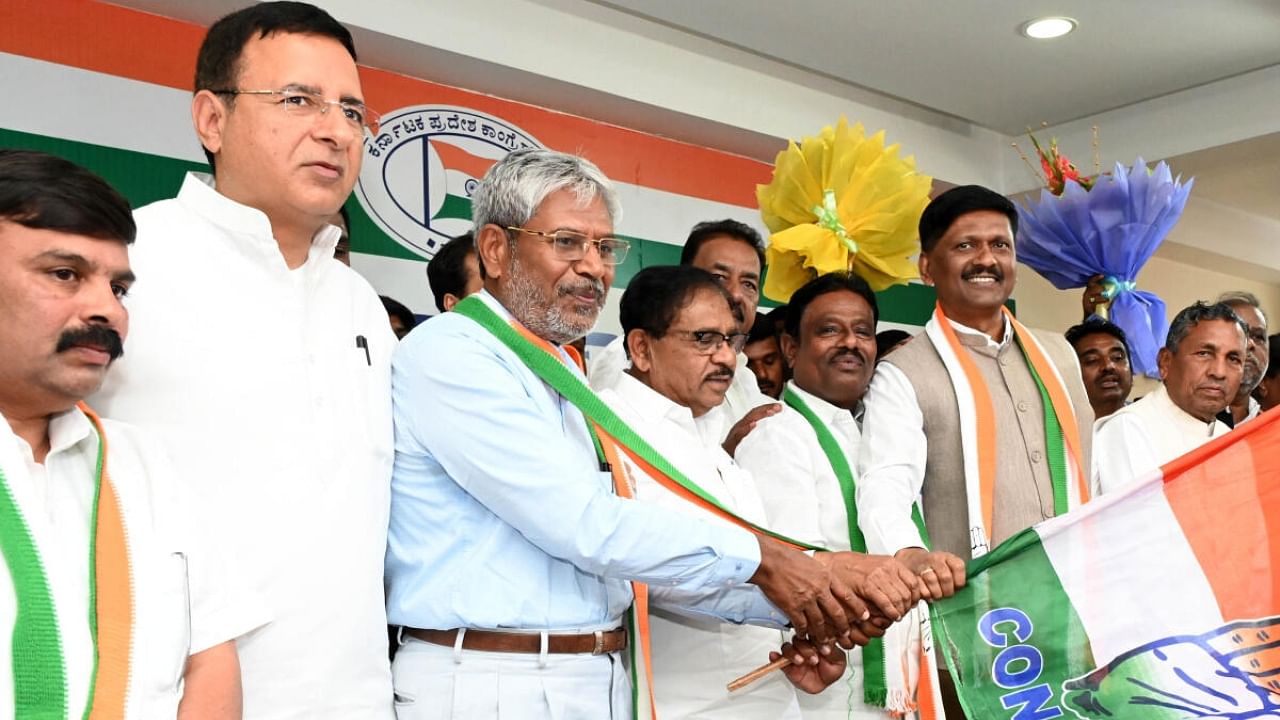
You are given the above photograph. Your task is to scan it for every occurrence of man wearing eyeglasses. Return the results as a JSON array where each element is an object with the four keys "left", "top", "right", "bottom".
[
  {"left": 91, "top": 3, "right": 397, "bottom": 718},
  {"left": 386, "top": 149, "right": 913, "bottom": 719}
]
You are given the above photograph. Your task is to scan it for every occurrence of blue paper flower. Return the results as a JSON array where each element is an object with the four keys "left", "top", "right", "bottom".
[{"left": 1016, "top": 158, "right": 1193, "bottom": 377}]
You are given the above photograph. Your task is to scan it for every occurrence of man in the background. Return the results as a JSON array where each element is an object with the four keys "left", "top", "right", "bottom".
[
  {"left": 331, "top": 205, "right": 351, "bottom": 265},
  {"left": 745, "top": 309, "right": 787, "bottom": 399},
  {"left": 1065, "top": 318, "right": 1133, "bottom": 419},
  {"left": 91, "top": 4, "right": 396, "bottom": 717},
  {"left": 1255, "top": 333, "right": 1280, "bottom": 412},
  {"left": 426, "top": 232, "right": 482, "bottom": 312},
  {"left": 1215, "top": 291, "right": 1269, "bottom": 427},
  {"left": 381, "top": 295, "right": 418, "bottom": 339}
]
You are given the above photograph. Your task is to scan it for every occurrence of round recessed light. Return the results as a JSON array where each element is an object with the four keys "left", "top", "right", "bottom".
[{"left": 1021, "top": 16, "right": 1077, "bottom": 40}]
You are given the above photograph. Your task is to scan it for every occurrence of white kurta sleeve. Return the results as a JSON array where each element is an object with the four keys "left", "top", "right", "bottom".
[
  {"left": 734, "top": 416, "right": 827, "bottom": 549},
  {"left": 1092, "top": 414, "right": 1160, "bottom": 498},
  {"left": 855, "top": 363, "right": 929, "bottom": 556}
]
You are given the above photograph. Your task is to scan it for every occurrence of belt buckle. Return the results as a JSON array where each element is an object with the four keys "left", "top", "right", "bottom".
[{"left": 592, "top": 630, "right": 605, "bottom": 655}]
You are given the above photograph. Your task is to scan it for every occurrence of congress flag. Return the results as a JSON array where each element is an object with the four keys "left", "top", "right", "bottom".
[{"left": 931, "top": 408, "right": 1280, "bottom": 719}]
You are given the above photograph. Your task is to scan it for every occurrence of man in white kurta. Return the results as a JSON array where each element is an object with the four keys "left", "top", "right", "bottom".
[
  {"left": 0, "top": 149, "right": 261, "bottom": 717},
  {"left": 91, "top": 6, "right": 397, "bottom": 716},
  {"left": 737, "top": 273, "right": 922, "bottom": 720},
  {"left": 1093, "top": 302, "right": 1247, "bottom": 495}
]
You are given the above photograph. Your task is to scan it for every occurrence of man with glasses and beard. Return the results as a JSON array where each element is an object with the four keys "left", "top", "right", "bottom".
[
  {"left": 591, "top": 219, "right": 779, "bottom": 453},
  {"left": 90, "top": 4, "right": 396, "bottom": 717},
  {"left": 0, "top": 150, "right": 261, "bottom": 718},
  {"left": 385, "top": 149, "right": 910, "bottom": 719}
]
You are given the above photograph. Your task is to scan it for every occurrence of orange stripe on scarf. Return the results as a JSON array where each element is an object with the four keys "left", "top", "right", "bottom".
[
  {"left": 932, "top": 307, "right": 999, "bottom": 534},
  {"left": 80, "top": 403, "right": 134, "bottom": 719}
]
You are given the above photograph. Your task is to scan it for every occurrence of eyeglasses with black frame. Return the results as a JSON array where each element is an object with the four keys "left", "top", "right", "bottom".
[
  {"left": 668, "top": 329, "right": 749, "bottom": 355},
  {"left": 505, "top": 226, "right": 630, "bottom": 266},
  {"left": 211, "top": 88, "right": 382, "bottom": 135}
]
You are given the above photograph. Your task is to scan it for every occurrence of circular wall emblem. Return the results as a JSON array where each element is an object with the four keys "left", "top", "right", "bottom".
[{"left": 355, "top": 105, "right": 543, "bottom": 259}]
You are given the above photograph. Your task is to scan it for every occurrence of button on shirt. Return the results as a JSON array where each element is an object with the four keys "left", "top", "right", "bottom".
[
  {"left": 386, "top": 292, "right": 762, "bottom": 633},
  {"left": 91, "top": 173, "right": 396, "bottom": 719},
  {"left": 598, "top": 374, "right": 796, "bottom": 719},
  {"left": 0, "top": 409, "right": 263, "bottom": 718}
]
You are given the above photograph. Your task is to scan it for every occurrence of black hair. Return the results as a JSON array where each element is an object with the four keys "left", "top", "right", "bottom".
[
  {"left": 680, "top": 219, "right": 765, "bottom": 271},
  {"left": 1065, "top": 318, "right": 1131, "bottom": 359},
  {"left": 918, "top": 185, "right": 1018, "bottom": 253},
  {"left": 380, "top": 295, "right": 417, "bottom": 331},
  {"left": 195, "top": 2, "right": 357, "bottom": 170},
  {"left": 427, "top": 233, "right": 477, "bottom": 313},
  {"left": 745, "top": 311, "right": 776, "bottom": 346},
  {"left": 0, "top": 149, "right": 135, "bottom": 244},
  {"left": 1165, "top": 302, "right": 1248, "bottom": 353},
  {"left": 619, "top": 265, "right": 733, "bottom": 357},
  {"left": 783, "top": 272, "right": 879, "bottom": 340},
  {"left": 875, "top": 329, "right": 911, "bottom": 359}
]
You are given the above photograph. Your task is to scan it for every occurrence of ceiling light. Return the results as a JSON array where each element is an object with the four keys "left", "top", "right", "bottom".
[{"left": 1020, "top": 17, "right": 1077, "bottom": 40}]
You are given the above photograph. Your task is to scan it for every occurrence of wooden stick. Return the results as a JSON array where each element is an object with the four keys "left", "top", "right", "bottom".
[{"left": 727, "top": 656, "right": 793, "bottom": 692}]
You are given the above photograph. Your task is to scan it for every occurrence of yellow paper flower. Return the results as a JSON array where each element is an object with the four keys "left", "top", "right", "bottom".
[{"left": 758, "top": 117, "right": 932, "bottom": 302}]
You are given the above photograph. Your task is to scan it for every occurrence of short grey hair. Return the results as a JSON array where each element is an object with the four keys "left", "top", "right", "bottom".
[
  {"left": 471, "top": 148, "right": 621, "bottom": 233},
  {"left": 1216, "top": 290, "right": 1267, "bottom": 326},
  {"left": 1165, "top": 301, "right": 1248, "bottom": 353}
]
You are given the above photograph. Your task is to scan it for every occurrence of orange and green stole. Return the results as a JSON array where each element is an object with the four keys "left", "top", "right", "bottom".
[
  {"left": 0, "top": 402, "right": 134, "bottom": 719},
  {"left": 454, "top": 296, "right": 819, "bottom": 719}
]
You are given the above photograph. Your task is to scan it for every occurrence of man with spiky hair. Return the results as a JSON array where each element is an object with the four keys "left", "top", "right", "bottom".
[{"left": 91, "top": 3, "right": 396, "bottom": 717}]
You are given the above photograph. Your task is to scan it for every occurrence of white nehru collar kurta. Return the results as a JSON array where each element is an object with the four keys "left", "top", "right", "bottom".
[
  {"left": 90, "top": 173, "right": 397, "bottom": 718},
  {"left": 0, "top": 407, "right": 264, "bottom": 718},
  {"left": 598, "top": 373, "right": 800, "bottom": 719},
  {"left": 736, "top": 382, "right": 914, "bottom": 719},
  {"left": 1093, "top": 384, "right": 1231, "bottom": 496}
]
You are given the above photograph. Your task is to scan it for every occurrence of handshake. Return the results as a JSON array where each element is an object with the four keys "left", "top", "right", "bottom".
[{"left": 750, "top": 540, "right": 967, "bottom": 649}]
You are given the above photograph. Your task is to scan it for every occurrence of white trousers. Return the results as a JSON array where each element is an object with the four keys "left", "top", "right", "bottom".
[{"left": 391, "top": 635, "right": 631, "bottom": 719}]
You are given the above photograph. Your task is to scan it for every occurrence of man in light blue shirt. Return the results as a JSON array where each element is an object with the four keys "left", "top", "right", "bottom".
[{"left": 386, "top": 149, "right": 909, "bottom": 719}]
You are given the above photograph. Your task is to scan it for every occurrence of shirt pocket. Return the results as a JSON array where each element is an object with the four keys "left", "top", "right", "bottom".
[{"left": 134, "top": 548, "right": 192, "bottom": 712}]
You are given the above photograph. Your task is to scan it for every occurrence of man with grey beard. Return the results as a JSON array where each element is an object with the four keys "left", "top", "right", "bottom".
[{"left": 384, "top": 149, "right": 909, "bottom": 719}]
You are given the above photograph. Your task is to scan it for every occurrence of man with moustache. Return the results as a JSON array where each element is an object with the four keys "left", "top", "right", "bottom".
[
  {"left": 1093, "top": 302, "right": 1245, "bottom": 495},
  {"left": 857, "top": 186, "right": 1093, "bottom": 715},
  {"left": 591, "top": 219, "right": 778, "bottom": 451},
  {"left": 0, "top": 150, "right": 262, "bottom": 718},
  {"left": 598, "top": 266, "right": 919, "bottom": 718},
  {"left": 386, "top": 150, "right": 898, "bottom": 719},
  {"left": 90, "top": 4, "right": 396, "bottom": 717},
  {"left": 1214, "top": 292, "right": 1269, "bottom": 427},
  {"left": 738, "top": 272, "right": 958, "bottom": 719},
  {"left": 1065, "top": 319, "right": 1134, "bottom": 419}
]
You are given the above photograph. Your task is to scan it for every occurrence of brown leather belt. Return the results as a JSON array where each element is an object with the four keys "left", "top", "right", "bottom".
[{"left": 404, "top": 627, "right": 627, "bottom": 655}]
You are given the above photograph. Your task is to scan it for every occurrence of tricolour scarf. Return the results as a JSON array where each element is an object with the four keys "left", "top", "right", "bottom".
[{"left": 0, "top": 402, "right": 135, "bottom": 718}]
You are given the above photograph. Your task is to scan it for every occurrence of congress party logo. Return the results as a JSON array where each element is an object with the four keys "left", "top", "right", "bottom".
[
  {"left": 355, "top": 105, "right": 543, "bottom": 259},
  {"left": 1062, "top": 615, "right": 1280, "bottom": 719}
]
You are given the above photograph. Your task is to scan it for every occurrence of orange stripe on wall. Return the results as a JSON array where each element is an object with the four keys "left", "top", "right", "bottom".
[
  {"left": 1, "top": 0, "right": 774, "bottom": 207},
  {"left": 1161, "top": 409, "right": 1280, "bottom": 620}
]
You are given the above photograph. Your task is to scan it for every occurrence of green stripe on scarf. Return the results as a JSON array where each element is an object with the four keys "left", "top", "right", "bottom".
[{"left": 0, "top": 463, "right": 69, "bottom": 718}]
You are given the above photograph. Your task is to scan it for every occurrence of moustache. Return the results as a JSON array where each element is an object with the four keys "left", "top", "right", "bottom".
[
  {"left": 56, "top": 325, "right": 124, "bottom": 361},
  {"left": 558, "top": 279, "right": 607, "bottom": 306},
  {"left": 830, "top": 347, "right": 867, "bottom": 366},
  {"left": 703, "top": 367, "right": 735, "bottom": 383},
  {"left": 962, "top": 264, "right": 1004, "bottom": 282}
]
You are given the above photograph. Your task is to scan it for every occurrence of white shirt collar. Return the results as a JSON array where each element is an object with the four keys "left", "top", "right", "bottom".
[
  {"left": 176, "top": 172, "right": 341, "bottom": 266},
  {"left": 2, "top": 406, "right": 94, "bottom": 466},
  {"left": 784, "top": 381, "right": 863, "bottom": 425},
  {"left": 947, "top": 314, "right": 1013, "bottom": 350},
  {"left": 613, "top": 372, "right": 723, "bottom": 449},
  {"left": 1150, "top": 383, "right": 1223, "bottom": 437}
]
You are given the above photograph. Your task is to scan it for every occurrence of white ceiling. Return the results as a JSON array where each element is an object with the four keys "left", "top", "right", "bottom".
[{"left": 589, "top": 0, "right": 1280, "bottom": 134}]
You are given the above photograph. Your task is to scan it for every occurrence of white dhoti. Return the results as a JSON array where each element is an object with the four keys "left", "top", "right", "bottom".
[{"left": 391, "top": 635, "right": 631, "bottom": 719}]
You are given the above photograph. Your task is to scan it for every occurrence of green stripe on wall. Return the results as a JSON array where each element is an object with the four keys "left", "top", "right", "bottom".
[
  {"left": 931, "top": 528, "right": 1094, "bottom": 719},
  {"left": 2, "top": 129, "right": 988, "bottom": 327}
]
